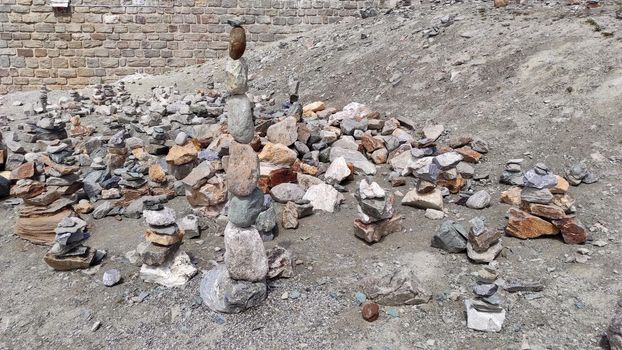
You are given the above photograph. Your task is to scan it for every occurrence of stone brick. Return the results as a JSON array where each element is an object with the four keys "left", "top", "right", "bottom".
[
  {"left": 57, "top": 69, "right": 77, "bottom": 78},
  {"left": 16, "top": 48, "right": 33, "bottom": 57}
]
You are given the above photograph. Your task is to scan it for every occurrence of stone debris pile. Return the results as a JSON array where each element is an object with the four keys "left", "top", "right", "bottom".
[
  {"left": 501, "top": 162, "right": 587, "bottom": 244},
  {"left": 138, "top": 205, "right": 197, "bottom": 288},
  {"left": 43, "top": 216, "right": 103, "bottom": 271},
  {"left": 393, "top": 125, "right": 489, "bottom": 215}
]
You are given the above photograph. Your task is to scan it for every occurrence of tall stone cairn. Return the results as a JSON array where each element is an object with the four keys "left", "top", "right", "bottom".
[{"left": 200, "top": 18, "right": 269, "bottom": 314}]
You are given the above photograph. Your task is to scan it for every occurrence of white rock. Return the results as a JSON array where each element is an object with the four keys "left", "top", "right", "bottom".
[
  {"left": 433, "top": 152, "right": 463, "bottom": 170},
  {"left": 424, "top": 208, "right": 445, "bottom": 220},
  {"left": 464, "top": 299, "right": 506, "bottom": 332},
  {"left": 423, "top": 124, "right": 444, "bottom": 141},
  {"left": 140, "top": 250, "right": 198, "bottom": 288},
  {"left": 302, "top": 183, "right": 344, "bottom": 213},
  {"left": 359, "top": 179, "right": 385, "bottom": 199},
  {"left": 324, "top": 156, "right": 351, "bottom": 184}
]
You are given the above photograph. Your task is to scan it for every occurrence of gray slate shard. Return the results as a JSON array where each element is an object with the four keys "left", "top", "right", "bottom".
[
  {"left": 227, "top": 187, "right": 264, "bottom": 228},
  {"left": 522, "top": 169, "right": 557, "bottom": 189},
  {"left": 431, "top": 220, "right": 468, "bottom": 253},
  {"left": 200, "top": 264, "right": 267, "bottom": 314}
]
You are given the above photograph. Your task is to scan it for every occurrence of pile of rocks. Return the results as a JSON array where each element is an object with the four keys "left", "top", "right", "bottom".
[
  {"left": 464, "top": 272, "right": 506, "bottom": 332},
  {"left": 394, "top": 126, "right": 489, "bottom": 216},
  {"left": 431, "top": 216, "right": 503, "bottom": 264},
  {"left": 353, "top": 179, "right": 402, "bottom": 243},
  {"left": 502, "top": 163, "right": 587, "bottom": 244},
  {"left": 200, "top": 20, "right": 270, "bottom": 313},
  {"left": 43, "top": 217, "right": 101, "bottom": 271},
  {"left": 138, "top": 205, "right": 197, "bottom": 288}
]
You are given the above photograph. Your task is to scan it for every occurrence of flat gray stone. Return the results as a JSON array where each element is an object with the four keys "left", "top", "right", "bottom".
[
  {"left": 143, "top": 207, "right": 176, "bottom": 227},
  {"left": 226, "top": 95, "right": 254, "bottom": 144},
  {"left": 270, "top": 183, "right": 305, "bottom": 203},
  {"left": 431, "top": 220, "right": 468, "bottom": 253}
]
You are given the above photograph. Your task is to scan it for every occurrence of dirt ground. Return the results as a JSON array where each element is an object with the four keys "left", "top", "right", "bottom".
[{"left": 1, "top": 1, "right": 622, "bottom": 349}]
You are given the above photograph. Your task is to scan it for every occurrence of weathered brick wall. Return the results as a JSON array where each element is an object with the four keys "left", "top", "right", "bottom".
[{"left": 0, "top": 0, "right": 392, "bottom": 94}]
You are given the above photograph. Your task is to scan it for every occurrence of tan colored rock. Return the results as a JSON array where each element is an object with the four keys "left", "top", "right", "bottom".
[
  {"left": 266, "top": 117, "right": 298, "bottom": 146},
  {"left": 10, "top": 180, "right": 45, "bottom": 199},
  {"left": 166, "top": 142, "right": 199, "bottom": 166},
  {"left": 552, "top": 193, "right": 576, "bottom": 213},
  {"left": 436, "top": 175, "right": 465, "bottom": 194},
  {"left": 144, "top": 229, "right": 184, "bottom": 246},
  {"left": 371, "top": 148, "right": 388, "bottom": 164},
  {"left": 258, "top": 142, "right": 297, "bottom": 166},
  {"left": 494, "top": 0, "right": 507, "bottom": 7},
  {"left": 402, "top": 188, "right": 443, "bottom": 210},
  {"left": 505, "top": 207, "right": 559, "bottom": 239},
  {"left": 302, "top": 101, "right": 325, "bottom": 117},
  {"left": 74, "top": 200, "right": 94, "bottom": 214},
  {"left": 149, "top": 163, "right": 167, "bottom": 183},
  {"left": 500, "top": 186, "right": 522, "bottom": 206},
  {"left": 550, "top": 175, "right": 569, "bottom": 194}
]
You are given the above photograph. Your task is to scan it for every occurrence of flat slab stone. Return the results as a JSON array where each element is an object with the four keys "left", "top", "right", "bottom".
[{"left": 329, "top": 147, "right": 376, "bottom": 175}]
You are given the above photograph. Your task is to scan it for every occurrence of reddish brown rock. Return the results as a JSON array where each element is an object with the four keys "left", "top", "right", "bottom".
[
  {"left": 553, "top": 217, "right": 587, "bottom": 244},
  {"left": 505, "top": 207, "right": 559, "bottom": 239},
  {"left": 455, "top": 146, "right": 482, "bottom": 163},
  {"left": 500, "top": 186, "right": 522, "bottom": 206},
  {"left": 10, "top": 180, "right": 45, "bottom": 199},
  {"left": 436, "top": 175, "right": 465, "bottom": 194},
  {"left": 15, "top": 208, "right": 73, "bottom": 245},
  {"left": 362, "top": 302, "right": 380, "bottom": 322},
  {"left": 229, "top": 26, "right": 246, "bottom": 60},
  {"left": 269, "top": 168, "right": 297, "bottom": 188},
  {"left": 41, "top": 155, "right": 80, "bottom": 175},
  {"left": 10, "top": 161, "right": 35, "bottom": 180},
  {"left": 469, "top": 228, "right": 502, "bottom": 253},
  {"left": 522, "top": 203, "right": 566, "bottom": 220},
  {"left": 361, "top": 134, "right": 384, "bottom": 153},
  {"left": 353, "top": 216, "right": 403, "bottom": 243}
]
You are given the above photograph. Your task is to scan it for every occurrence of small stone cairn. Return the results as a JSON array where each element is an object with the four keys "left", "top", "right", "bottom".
[{"left": 200, "top": 18, "right": 269, "bottom": 313}]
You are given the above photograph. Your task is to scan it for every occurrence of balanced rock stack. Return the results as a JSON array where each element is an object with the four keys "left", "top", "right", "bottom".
[
  {"left": 107, "top": 130, "right": 129, "bottom": 172},
  {"left": 353, "top": 179, "right": 402, "bottom": 243},
  {"left": 502, "top": 163, "right": 587, "bottom": 244},
  {"left": 138, "top": 205, "right": 197, "bottom": 288},
  {"left": 466, "top": 217, "right": 503, "bottom": 263},
  {"left": 200, "top": 19, "right": 270, "bottom": 314},
  {"left": 43, "top": 217, "right": 100, "bottom": 271},
  {"left": 165, "top": 132, "right": 199, "bottom": 180}
]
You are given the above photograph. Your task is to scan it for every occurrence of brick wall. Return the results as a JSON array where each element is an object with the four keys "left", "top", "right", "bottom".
[{"left": 0, "top": 0, "right": 392, "bottom": 94}]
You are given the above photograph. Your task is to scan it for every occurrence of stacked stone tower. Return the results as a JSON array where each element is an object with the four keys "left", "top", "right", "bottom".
[{"left": 200, "top": 19, "right": 269, "bottom": 314}]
